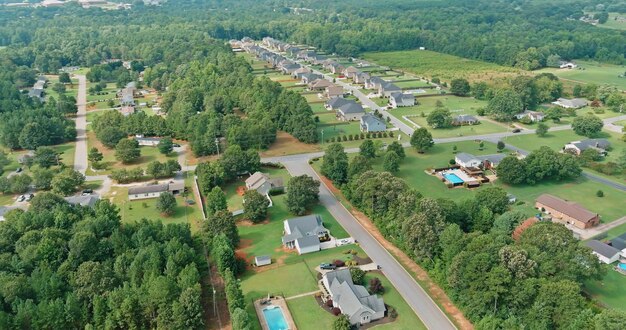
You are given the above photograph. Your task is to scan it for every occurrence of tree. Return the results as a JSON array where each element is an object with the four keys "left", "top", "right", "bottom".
[
  {"left": 474, "top": 186, "right": 510, "bottom": 215},
  {"left": 321, "top": 143, "right": 349, "bottom": 184},
  {"left": 156, "top": 192, "right": 177, "bottom": 216},
  {"left": 487, "top": 89, "right": 523, "bottom": 121},
  {"left": 572, "top": 114, "right": 603, "bottom": 137},
  {"left": 492, "top": 210, "right": 527, "bottom": 235},
  {"left": 596, "top": 190, "right": 604, "bottom": 197},
  {"left": 496, "top": 156, "right": 527, "bottom": 184},
  {"left": 546, "top": 54, "right": 562, "bottom": 68},
  {"left": 59, "top": 72, "right": 71, "bottom": 84},
  {"left": 204, "top": 211, "right": 239, "bottom": 246},
  {"left": 348, "top": 155, "right": 371, "bottom": 179},
  {"left": 450, "top": 78, "right": 470, "bottom": 96},
  {"left": 206, "top": 186, "right": 227, "bottom": 215},
  {"left": 382, "top": 151, "right": 400, "bottom": 173},
  {"left": 387, "top": 141, "right": 405, "bottom": 158},
  {"left": 32, "top": 167, "right": 55, "bottom": 190},
  {"left": 9, "top": 173, "right": 32, "bottom": 193},
  {"left": 88, "top": 147, "right": 104, "bottom": 169},
  {"left": 594, "top": 309, "right": 626, "bottom": 330},
  {"left": 243, "top": 189, "right": 269, "bottom": 223},
  {"left": 32, "top": 147, "right": 60, "bottom": 168},
  {"left": 286, "top": 175, "right": 319, "bottom": 215},
  {"left": 196, "top": 162, "right": 225, "bottom": 195},
  {"left": 97, "top": 127, "right": 126, "bottom": 148},
  {"left": 51, "top": 169, "right": 85, "bottom": 196},
  {"left": 333, "top": 315, "right": 351, "bottom": 330},
  {"left": 349, "top": 267, "right": 366, "bottom": 285},
  {"left": 52, "top": 82, "right": 66, "bottom": 95},
  {"left": 146, "top": 161, "right": 164, "bottom": 179},
  {"left": 536, "top": 122, "right": 549, "bottom": 137},
  {"left": 231, "top": 308, "right": 252, "bottom": 330},
  {"left": 158, "top": 137, "right": 174, "bottom": 155},
  {"left": 115, "top": 138, "right": 140, "bottom": 164},
  {"left": 359, "top": 140, "right": 376, "bottom": 159},
  {"left": 368, "top": 277, "right": 384, "bottom": 294},
  {"left": 410, "top": 128, "right": 434, "bottom": 153},
  {"left": 427, "top": 107, "right": 453, "bottom": 128},
  {"left": 496, "top": 141, "right": 505, "bottom": 152}
]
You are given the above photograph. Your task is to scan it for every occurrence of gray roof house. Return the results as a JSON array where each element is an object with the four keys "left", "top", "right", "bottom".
[
  {"left": 610, "top": 233, "right": 626, "bottom": 254},
  {"left": 301, "top": 73, "right": 322, "bottom": 84},
  {"left": 322, "top": 269, "right": 386, "bottom": 326},
  {"left": 128, "top": 181, "right": 184, "bottom": 200},
  {"left": 365, "top": 76, "right": 385, "bottom": 90},
  {"left": 564, "top": 139, "right": 610, "bottom": 156},
  {"left": 64, "top": 195, "right": 100, "bottom": 208},
  {"left": 455, "top": 152, "right": 506, "bottom": 169},
  {"left": 354, "top": 72, "right": 371, "bottom": 84},
  {"left": 337, "top": 102, "right": 365, "bottom": 121},
  {"left": 379, "top": 82, "right": 401, "bottom": 97},
  {"left": 586, "top": 240, "right": 622, "bottom": 264},
  {"left": 308, "top": 78, "right": 333, "bottom": 91},
  {"left": 452, "top": 114, "right": 479, "bottom": 126},
  {"left": 360, "top": 113, "right": 386, "bottom": 133},
  {"left": 282, "top": 214, "right": 329, "bottom": 255},
  {"left": 389, "top": 92, "right": 415, "bottom": 108},
  {"left": 245, "top": 172, "right": 284, "bottom": 207},
  {"left": 325, "top": 97, "right": 352, "bottom": 110},
  {"left": 552, "top": 98, "right": 588, "bottom": 109}
]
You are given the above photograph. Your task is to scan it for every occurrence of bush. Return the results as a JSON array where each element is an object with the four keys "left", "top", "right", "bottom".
[
  {"left": 449, "top": 159, "right": 456, "bottom": 165},
  {"left": 596, "top": 190, "right": 604, "bottom": 197},
  {"left": 383, "top": 132, "right": 388, "bottom": 138},
  {"left": 388, "top": 307, "right": 398, "bottom": 319},
  {"left": 333, "top": 259, "right": 345, "bottom": 267},
  {"left": 389, "top": 131, "right": 394, "bottom": 137},
  {"left": 326, "top": 299, "right": 334, "bottom": 307},
  {"left": 360, "top": 133, "right": 365, "bottom": 139},
  {"left": 332, "top": 307, "right": 341, "bottom": 316}
]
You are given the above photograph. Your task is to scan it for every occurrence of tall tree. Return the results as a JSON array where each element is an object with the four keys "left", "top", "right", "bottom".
[
  {"left": 410, "top": 128, "right": 434, "bottom": 153},
  {"left": 321, "top": 143, "right": 349, "bottom": 184},
  {"left": 286, "top": 175, "right": 319, "bottom": 215}
]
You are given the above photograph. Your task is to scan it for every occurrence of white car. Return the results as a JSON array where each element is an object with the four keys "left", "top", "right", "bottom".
[{"left": 17, "top": 195, "right": 25, "bottom": 202}]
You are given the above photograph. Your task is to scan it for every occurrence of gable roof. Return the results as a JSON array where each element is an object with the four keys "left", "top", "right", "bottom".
[
  {"left": 390, "top": 92, "right": 414, "bottom": 103},
  {"left": 570, "top": 139, "right": 610, "bottom": 151},
  {"left": 586, "top": 240, "right": 621, "bottom": 258},
  {"left": 324, "top": 269, "right": 385, "bottom": 320},
  {"left": 361, "top": 113, "right": 385, "bottom": 127},
  {"left": 455, "top": 152, "right": 478, "bottom": 164},
  {"left": 309, "top": 79, "right": 333, "bottom": 88},
  {"left": 64, "top": 195, "right": 100, "bottom": 208},
  {"left": 380, "top": 82, "right": 401, "bottom": 92},
  {"left": 282, "top": 214, "right": 328, "bottom": 245},
  {"left": 476, "top": 153, "right": 507, "bottom": 165},
  {"left": 326, "top": 97, "right": 352, "bottom": 109},
  {"left": 339, "top": 102, "right": 365, "bottom": 115},
  {"left": 454, "top": 114, "right": 478, "bottom": 122},
  {"left": 536, "top": 194, "right": 598, "bottom": 224},
  {"left": 610, "top": 233, "right": 626, "bottom": 251},
  {"left": 555, "top": 98, "right": 587, "bottom": 108},
  {"left": 128, "top": 183, "right": 169, "bottom": 195}
]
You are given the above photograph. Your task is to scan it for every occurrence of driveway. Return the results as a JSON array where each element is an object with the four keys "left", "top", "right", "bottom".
[
  {"left": 282, "top": 160, "right": 456, "bottom": 330},
  {"left": 73, "top": 75, "right": 88, "bottom": 175}
]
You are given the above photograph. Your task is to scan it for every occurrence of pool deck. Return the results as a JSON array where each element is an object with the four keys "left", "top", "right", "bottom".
[{"left": 254, "top": 296, "right": 298, "bottom": 330}]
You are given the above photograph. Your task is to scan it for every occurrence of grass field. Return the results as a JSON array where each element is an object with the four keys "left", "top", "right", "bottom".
[
  {"left": 597, "top": 13, "right": 626, "bottom": 31},
  {"left": 363, "top": 50, "right": 522, "bottom": 83},
  {"left": 536, "top": 60, "right": 626, "bottom": 90},
  {"left": 44, "top": 75, "right": 79, "bottom": 100},
  {"left": 585, "top": 264, "right": 626, "bottom": 311}
]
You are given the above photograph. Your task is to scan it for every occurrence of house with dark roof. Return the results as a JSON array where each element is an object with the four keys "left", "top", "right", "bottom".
[
  {"left": 342, "top": 66, "right": 360, "bottom": 79},
  {"left": 455, "top": 152, "right": 507, "bottom": 169},
  {"left": 325, "top": 97, "right": 351, "bottom": 110},
  {"left": 564, "top": 139, "right": 610, "bottom": 156},
  {"left": 301, "top": 73, "right": 322, "bottom": 84},
  {"left": 337, "top": 102, "right": 365, "bottom": 121},
  {"left": 552, "top": 98, "right": 587, "bottom": 109},
  {"left": 245, "top": 172, "right": 284, "bottom": 206},
  {"left": 610, "top": 233, "right": 626, "bottom": 256},
  {"left": 535, "top": 194, "right": 600, "bottom": 229},
  {"left": 322, "top": 269, "right": 386, "bottom": 326},
  {"left": 282, "top": 214, "right": 329, "bottom": 254},
  {"left": 291, "top": 67, "right": 311, "bottom": 79},
  {"left": 360, "top": 114, "right": 386, "bottom": 133},
  {"left": 365, "top": 76, "right": 385, "bottom": 90},
  {"left": 378, "top": 82, "right": 401, "bottom": 97},
  {"left": 280, "top": 63, "right": 301, "bottom": 75},
  {"left": 324, "top": 85, "right": 344, "bottom": 99},
  {"left": 354, "top": 72, "right": 371, "bottom": 84},
  {"left": 64, "top": 195, "right": 100, "bottom": 208},
  {"left": 128, "top": 181, "right": 184, "bottom": 200},
  {"left": 329, "top": 63, "right": 345, "bottom": 75},
  {"left": 586, "top": 240, "right": 621, "bottom": 264},
  {"left": 452, "top": 114, "right": 479, "bottom": 126},
  {"left": 389, "top": 92, "right": 415, "bottom": 108}
]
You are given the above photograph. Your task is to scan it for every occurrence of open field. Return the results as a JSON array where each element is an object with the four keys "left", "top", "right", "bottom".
[
  {"left": 363, "top": 50, "right": 522, "bottom": 83},
  {"left": 44, "top": 75, "right": 79, "bottom": 100},
  {"left": 585, "top": 264, "right": 626, "bottom": 311},
  {"left": 597, "top": 13, "right": 626, "bottom": 31},
  {"left": 536, "top": 60, "right": 626, "bottom": 90}
]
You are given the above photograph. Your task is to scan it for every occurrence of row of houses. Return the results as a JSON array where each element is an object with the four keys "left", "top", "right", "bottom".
[{"left": 324, "top": 97, "right": 386, "bottom": 133}]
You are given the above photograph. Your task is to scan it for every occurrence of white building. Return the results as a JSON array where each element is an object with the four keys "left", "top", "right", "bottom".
[
  {"left": 585, "top": 240, "right": 621, "bottom": 264},
  {"left": 128, "top": 181, "right": 184, "bottom": 201}
]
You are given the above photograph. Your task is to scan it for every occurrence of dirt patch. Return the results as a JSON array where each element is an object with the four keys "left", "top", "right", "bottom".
[
  {"left": 237, "top": 219, "right": 270, "bottom": 226},
  {"left": 322, "top": 177, "right": 474, "bottom": 330},
  {"left": 260, "top": 131, "right": 321, "bottom": 157},
  {"left": 186, "top": 153, "right": 220, "bottom": 166},
  {"left": 236, "top": 186, "right": 246, "bottom": 196}
]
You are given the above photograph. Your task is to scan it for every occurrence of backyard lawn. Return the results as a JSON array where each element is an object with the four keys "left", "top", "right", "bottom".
[
  {"left": 585, "top": 264, "right": 626, "bottom": 311},
  {"left": 222, "top": 166, "right": 291, "bottom": 213},
  {"left": 536, "top": 60, "right": 626, "bottom": 91}
]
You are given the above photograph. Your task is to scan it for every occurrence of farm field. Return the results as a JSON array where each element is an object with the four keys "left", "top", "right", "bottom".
[
  {"left": 363, "top": 49, "right": 522, "bottom": 83},
  {"left": 536, "top": 61, "right": 626, "bottom": 90}
]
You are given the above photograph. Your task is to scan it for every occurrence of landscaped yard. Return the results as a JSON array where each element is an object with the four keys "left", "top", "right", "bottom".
[
  {"left": 536, "top": 60, "right": 626, "bottom": 91},
  {"left": 585, "top": 264, "right": 626, "bottom": 311}
]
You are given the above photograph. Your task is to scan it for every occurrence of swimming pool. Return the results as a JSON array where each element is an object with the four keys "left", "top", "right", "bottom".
[
  {"left": 618, "top": 263, "right": 626, "bottom": 271},
  {"left": 262, "top": 306, "right": 289, "bottom": 330},
  {"left": 443, "top": 173, "right": 464, "bottom": 184}
]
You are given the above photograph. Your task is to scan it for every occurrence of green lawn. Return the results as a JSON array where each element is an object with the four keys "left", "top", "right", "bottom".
[
  {"left": 287, "top": 296, "right": 336, "bottom": 330},
  {"left": 585, "top": 264, "right": 626, "bottom": 311},
  {"left": 86, "top": 82, "right": 117, "bottom": 102},
  {"left": 536, "top": 60, "right": 626, "bottom": 91},
  {"left": 364, "top": 273, "right": 427, "bottom": 330},
  {"left": 597, "top": 13, "right": 626, "bottom": 31},
  {"left": 363, "top": 50, "right": 521, "bottom": 83},
  {"left": 44, "top": 75, "right": 79, "bottom": 100},
  {"left": 50, "top": 142, "right": 77, "bottom": 168}
]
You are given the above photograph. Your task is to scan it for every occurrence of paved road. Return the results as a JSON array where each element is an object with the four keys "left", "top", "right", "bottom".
[
  {"left": 73, "top": 75, "right": 88, "bottom": 175},
  {"left": 282, "top": 161, "right": 456, "bottom": 330}
]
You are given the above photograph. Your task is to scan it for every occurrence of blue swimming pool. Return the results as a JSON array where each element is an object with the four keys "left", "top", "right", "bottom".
[
  {"left": 618, "top": 263, "right": 626, "bottom": 271},
  {"left": 444, "top": 173, "right": 464, "bottom": 184},
  {"left": 263, "top": 306, "right": 289, "bottom": 330}
]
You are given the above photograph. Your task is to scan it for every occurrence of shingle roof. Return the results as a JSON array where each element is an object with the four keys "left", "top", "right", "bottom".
[
  {"left": 128, "top": 184, "right": 169, "bottom": 195},
  {"left": 586, "top": 240, "right": 621, "bottom": 258},
  {"left": 610, "top": 233, "right": 626, "bottom": 251},
  {"left": 455, "top": 152, "right": 478, "bottom": 164},
  {"left": 64, "top": 195, "right": 100, "bottom": 208},
  {"left": 282, "top": 214, "right": 328, "bottom": 245},
  {"left": 536, "top": 194, "right": 598, "bottom": 224},
  {"left": 326, "top": 97, "right": 351, "bottom": 109},
  {"left": 324, "top": 269, "right": 386, "bottom": 320},
  {"left": 454, "top": 114, "right": 478, "bottom": 122},
  {"left": 339, "top": 102, "right": 365, "bottom": 115},
  {"left": 361, "top": 113, "right": 385, "bottom": 128},
  {"left": 571, "top": 139, "right": 610, "bottom": 151},
  {"left": 296, "top": 235, "right": 321, "bottom": 249}
]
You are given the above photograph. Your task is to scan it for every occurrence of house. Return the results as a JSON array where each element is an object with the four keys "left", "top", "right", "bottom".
[
  {"left": 136, "top": 137, "right": 161, "bottom": 146},
  {"left": 552, "top": 98, "right": 587, "bottom": 109},
  {"left": 120, "top": 86, "right": 136, "bottom": 106},
  {"left": 322, "top": 269, "right": 386, "bottom": 326},
  {"left": 281, "top": 214, "right": 329, "bottom": 255},
  {"left": 610, "top": 233, "right": 626, "bottom": 256},
  {"left": 245, "top": 172, "right": 284, "bottom": 206},
  {"left": 329, "top": 63, "right": 345, "bottom": 75},
  {"left": 120, "top": 106, "right": 135, "bottom": 117},
  {"left": 64, "top": 195, "right": 100, "bottom": 208},
  {"left": 291, "top": 67, "right": 311, "bottom": 79},
  {"left": 337, "top": 102, "right": 365, "bottom": 121},
  {"left": 585, "top": 240, "right": 621, "bottom": 264},
  {"left": 563, "top": 139, "right": 610, "bottom": 156},
  {"left": 389, "top": 92, "right": 415, "bottom": 108},
  {"left": 128, "top": 181, "right": 184, "bottom": 200},
  {"left": 342, "top": 66, "right": 359, "bottom": 79},
  {"left": 515, "top": 110, "right": 545, "bottom": 122},
  {"left": 365, "top": 76, "right": 385, "bottom": 90},
  {"left": 325, "top": 97, "right": 351, "bottom": 111},
  {"left": 378, "top": 82, "right": 401, "bottom": 97},
  {"left": 301, "top": 73, "right": 322, "bottom": 84},
  {"left": 254, "top": 255, "right": 272, "bottom": 267},
  {"left": 28, "top": 76, "right": 47, "bottom": 101},
  {"left": 280, "top": 63, "right": 301, "bottom": 75},
  {"left": 477, "top": 153, "right": 506, "bottom": 169},
  {"left": 452, "top": 115, "right": 479, "bottom": 126},
  {"left": 324, "top": 85, "right": 344, "bottom": 99},
  {"left": 360, "top": 114, "right": 386, "bottom": 133},
  {"left": 308, "top": 78, "right": 333, "bottom": 91},
  {"left": 559, "top": 61, "right": 578, "bottom": 69},
  {"left": 455, "top": 153, "right": 482, "bottom": 168},
  {"left": 535, "top": 194, "right": 600, "bottom": 229},
  {"left": 354, "top": 72, "right": 371, "bottom": 84}
]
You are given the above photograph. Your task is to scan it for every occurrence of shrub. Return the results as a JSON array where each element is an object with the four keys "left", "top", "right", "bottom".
[
  {"left": 333, "top": 259, "right": 345, "bottom": 267},
  {"left": 360, "top": 133, "right": 365, "bottom": 139},
  {"left": 332, "top": 307, "right": 341, "bottom": 316},
  {"left": 326, "top": 299, "right": 333, "bottom": 307},
  {"left": 389, "top": 307, "right": 398, "bottom": 319},
  {"left": 342, "top": 135, "right": 348, "bottom": 142},
  {"left": 449, "top": 159, "right": 456, "bottom": 165},
  {"left": 366, "top": 133, "right": 371, "bottom": 139},
  {"left": 383, "top": 132, "right": 388, "bottom": 138},
  {"left": 389, "top": 131, "right": 394, "bottom": 137},
  {"left": 596, "top": 190, "right": 604, "bottom": 197},
  {"left": 348, "top": 135, "right": 353, "bottom": 141}
]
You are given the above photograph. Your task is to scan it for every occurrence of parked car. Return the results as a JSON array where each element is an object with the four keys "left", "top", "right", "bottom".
[
  {"left": 172, "top": 143, "right": 181, "bottom": 148},
  {"left": 512, "top": 128, "right": 521, "bottom": 133},
  {"left": 320, "top": 263, "right": 336, "bottom": 270},
  {"left": 17, "top": 195, "right": 25, "bottom": 202},
  {"left": 82, "top": 189, "right": 93, "bottom": 195},
  {"left": 25, "top": 194, "right": 34, "bottom": 202}
]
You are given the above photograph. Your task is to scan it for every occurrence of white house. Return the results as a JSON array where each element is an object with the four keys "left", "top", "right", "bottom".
[
  {"left": 552, "top": 98, "right": 587, "bottom": 109},
  {"left": 515, "top": 110, "right": 545, "bottom": 122},
  {"left": 136, "top": 137, "right": 161, "bottom": 146},
  {"left": 128, "top": 181, "right": 184, "bottom": 200},
  {"left": 586, "top": 240, "right": 621, "bottom": 264},
  {"left": 389, "top": 92, "right": 415, "bottom": 108},
  {"left": 454, "top": 153, "right": 482, "bottom": 168},
  {"left": 559, "top": 61, "right": 577, "bottom": 69},
  {"left": 281, "top": 214, "right": 329, "bottom": 255}
]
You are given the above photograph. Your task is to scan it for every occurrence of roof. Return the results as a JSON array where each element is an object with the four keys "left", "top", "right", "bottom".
[
  {"left": 282, "top": 214, "right": 327, "bottom": 244},
  {"left": 325, "top": 269, "right": 385, "bottom": 319},
  {"left": 554, "top": 98, "right": 587, "bottom": 108},
  {"left": 361, "top": 113, "right": 385, "bottom": 127},
  {"left": 326, "top": 97, "right": 351, "bottom": 109},
  {"left": 128, "top": 183, "right": 169, "bottom": 195},
  {"left": 455, "top": 152, "right": 478, "bottom": 164},
  {"left": 309, "top": 79, "right": 333, "bottom": 88},
  {"left": 339, "top": 102, "right": 365, "bottom": 115},
  {"left": 245, "top": 172, "right": 283, "bottom": 195},
  {"left": 344, "top": 66, "right": 359, "bottom": 73},
  {"left": 586, "top": 240, "right": 621, "bottom": 258},
  {"left": 296, "top": 235, "right": 321, "bottom": 249},
  {"left": 380, "top": 82, "right": 401, "bottom": 92},
  {"left": 136, "top": 137, "right": 161, "bottom": 143},
  {"left": 610, "top": 233, "right": 626, "bottom": 251},
  {"left": 476, "top": 153, "right": 507, "bottom": 165},
  {"left": 570, "top": 139, "right": 610, "bottom": 151},
  {"left": 536, "top": 194, "right": 598, "bottom": 224},
  {"left": 168, "top": 181, "right": 185, "bottom": 192},
  {"left": 64, "top": 195, "right": 100, "bottom": 208},
  {"left": 255, "top": 255, "right": 271, "bottom": 263},
  {"left": 368, "top": 76, "right": 385, "bottom": 85},
  {"left": 454, "top": 114, "right": 478, "bottom": 122}
]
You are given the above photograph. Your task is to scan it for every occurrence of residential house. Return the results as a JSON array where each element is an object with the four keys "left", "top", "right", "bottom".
[
  {"left": 128, "top": 181, "right": 185, "bottom": 201},
  {"left": 301, "top": 73, "right": 322, "bottom": 84},
  {"left": 322, "top": 269, "right": 386, "bottom": 326},
  {"left": 354, "top": 72, "right": 371, "bottom": 84},
  {"left": 329, "top": 63, "right": 345, "bottom": 75},
  {"left": 254, "top": 255, "right": 271, "bottom": 267},
  {"left": 281, "top": 214, "right": 329, "bottom": 255},
  {"left": 365, "top": 76, "right": 385, "bottom": 90},
  {"left": 552, "top": 98, "right": 587, "bottom": 109},
  {"left": 389, "top": 92, "right": 415, "bottom": 108},
  {"left": 378, "top": 82, "right": 401, "bottom": 97},
  {"left": 455, "top": 152, "right": 506, "bottom": 169},
  {"left": 325, "top": 97, "right": 351, "bottom": 111},
  {"left": 585, "top": 240, "right": 621, "bottom": 264},
  {"left": 308, "top": 78, "right": 333, "bottom": 91},
  {"left": 280, "top": 63, "right": 301, "bottom": 75},
  {"left": 337, "top": 102, "right": 365, "bottom": 121},
  {"left": 360, "top": 114, "right": 386, "bottom": 133},
  {"left": 64, "top": 195, "right": 100, "bottom": 208},
  {"left": 28, "top": 76, "right": 47, "bottom": 101},
  {"left": 324, "top": 85, "right": 344, "bottom": 99},
  {"left": 120, "top": 85, "right": 136, "bottom": 106},
  {"left": 452, "top": 115, "right": 479, "bottom": 126},
  {"left": 343, "top": 66, "right": 360, "bottom": 79},
  {"left": 135, "top": 137, "right": 161, "bottom": 146},
  {"left": 245, "top": 172, "right": 284, "bottom": 206},
  {"left": 609, "top": 233, "right": 626, "bottom": 256},
  {"left": 535, "top": 194, "right": 600, "bottom": 229},
  {"left": 563, "top": 139, "right": 610, "bottom": 156},
  {"left": 515, "top": 110, "right": 545, "bottom": 122},
  {"left": 120, "top": 106, "right": 135, "bottom": 117},
  {"left": 291, "top": 67, "right": 311, "bottom": 79}
]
